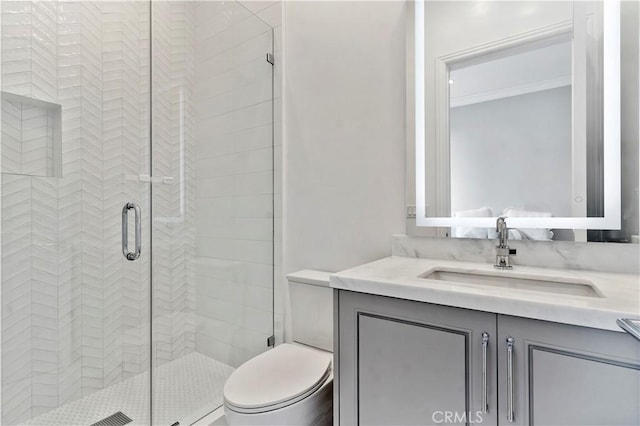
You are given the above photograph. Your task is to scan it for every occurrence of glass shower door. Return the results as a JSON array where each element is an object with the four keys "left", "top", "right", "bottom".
[{"left": 1, "top": 1, "right": 152, "bottom": 424}]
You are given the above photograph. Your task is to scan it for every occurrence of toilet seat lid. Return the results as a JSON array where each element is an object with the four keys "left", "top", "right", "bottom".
[{"left": 223, "top": 343, "right": 332, "bottom": 410}]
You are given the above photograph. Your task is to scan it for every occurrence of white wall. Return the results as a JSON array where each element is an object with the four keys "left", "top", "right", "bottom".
[{"left": 283, "top": 1, "right": 407, "bottom": 277}]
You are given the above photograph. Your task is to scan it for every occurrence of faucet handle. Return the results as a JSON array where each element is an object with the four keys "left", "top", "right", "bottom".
[{"left": 509, "top": 248, "right": 517, "bottom": 255}]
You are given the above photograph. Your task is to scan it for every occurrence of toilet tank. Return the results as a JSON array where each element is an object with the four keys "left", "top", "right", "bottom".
[{"left": 286, "top": 270, "right": 334, "bottom": 352}]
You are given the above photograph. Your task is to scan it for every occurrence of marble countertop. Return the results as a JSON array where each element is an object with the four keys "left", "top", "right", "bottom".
[{"left": 330, "top": 256, "right": 640, "bottom": 332}]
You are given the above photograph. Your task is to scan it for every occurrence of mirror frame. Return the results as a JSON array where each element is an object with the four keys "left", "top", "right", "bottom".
[{"left": 413, "top": 0, "right": 621, "bottom": 230}]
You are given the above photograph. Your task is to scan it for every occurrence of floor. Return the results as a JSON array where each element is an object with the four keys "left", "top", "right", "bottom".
[{"left": 22, "top": 352, "right": 235, "bottom": 426}]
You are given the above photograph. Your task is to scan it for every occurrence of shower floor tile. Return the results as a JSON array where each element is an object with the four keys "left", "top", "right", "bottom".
[{"left": 22, "top": 352, "right": 235, "bottom": 426}]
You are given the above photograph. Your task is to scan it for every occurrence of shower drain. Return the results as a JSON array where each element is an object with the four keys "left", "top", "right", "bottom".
[{"left": 90, "top": 411, "right": 133, "bottom": 426}]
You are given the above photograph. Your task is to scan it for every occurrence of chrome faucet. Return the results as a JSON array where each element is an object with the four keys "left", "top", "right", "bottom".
[{"left": 495, "top": 217, "right": 516, "bottom": 269}]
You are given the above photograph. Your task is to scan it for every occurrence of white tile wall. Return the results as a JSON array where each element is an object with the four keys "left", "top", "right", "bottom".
[
  {"left": 1, "top": 1, "right": 194, "bottom": 423},
  {"left": 150, "top": 0, "right": 197, "bottom": 370},
  {"left": 194, "top": 0, "right": 278, "bottom": 368}
]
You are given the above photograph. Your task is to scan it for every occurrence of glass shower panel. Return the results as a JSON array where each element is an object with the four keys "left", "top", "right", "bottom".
[
  {"left": 1, "top": 1, "right": 152, "bottom": 424},
  {"left": 151, "top": 1, "right": 274, "bottom": 423}
]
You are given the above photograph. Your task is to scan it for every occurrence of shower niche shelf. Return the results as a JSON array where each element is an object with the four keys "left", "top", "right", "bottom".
[{"left": 1, "top": 91, "right": 62, "bottom": 178}]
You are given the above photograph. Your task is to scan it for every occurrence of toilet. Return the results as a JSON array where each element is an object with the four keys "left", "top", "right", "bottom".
[{"left": 223, "top": 270, "right": 334, "bottom": 426}]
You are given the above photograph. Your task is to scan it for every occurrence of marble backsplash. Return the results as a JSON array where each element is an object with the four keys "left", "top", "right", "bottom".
[{"left": 392, "top": 235, "right": 640, "bottom": 274}]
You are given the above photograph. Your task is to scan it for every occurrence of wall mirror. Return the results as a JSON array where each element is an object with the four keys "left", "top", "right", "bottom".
[{"left": 411, "top": 0, "right": 639, "bottom": 242}]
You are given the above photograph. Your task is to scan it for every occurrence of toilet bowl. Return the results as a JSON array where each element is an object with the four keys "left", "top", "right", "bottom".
[
  {"left": 223, "top": 343, "right": 333, "bottom": 425},
  {"left": 223, "top": 270, "right": 334, "bottom": 426}
]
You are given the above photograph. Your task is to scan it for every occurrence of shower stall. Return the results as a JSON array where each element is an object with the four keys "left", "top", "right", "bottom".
[{"left": 1, "top": 1, "right": 275, "bottom": 424}]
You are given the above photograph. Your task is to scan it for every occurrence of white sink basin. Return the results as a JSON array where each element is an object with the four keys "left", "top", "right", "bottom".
[{"left": 420, "top": 267, "right": 603, "bottom": 298}]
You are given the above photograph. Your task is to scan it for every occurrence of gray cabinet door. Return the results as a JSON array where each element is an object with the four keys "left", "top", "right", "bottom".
[
  {"left": 497, "top": 315, "right": 640, "bottom": 426},
  {"left": 336, "top": 290, "right": 497, "bottom": 426}
]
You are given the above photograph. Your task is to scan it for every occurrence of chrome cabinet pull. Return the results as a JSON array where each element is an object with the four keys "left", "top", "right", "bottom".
[
  {"left": 617, "top": 318, "right": 640, "bottom": 342},
  {"left": 506, "top": 337, "right": 515, "bottom": 422},
  {"left": 122, "top": 202, "right": 141, "bottom": 261},
  {"left": 481, "top": 332, "right": 489, "bottom": 413}
]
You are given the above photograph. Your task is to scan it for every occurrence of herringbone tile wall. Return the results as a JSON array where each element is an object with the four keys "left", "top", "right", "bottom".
[
  {"left": 1, "top": 1, "right": 195, "bottom": 424},
  {"left": 150, "top": 0, "right": 197, "bottom": 369}
]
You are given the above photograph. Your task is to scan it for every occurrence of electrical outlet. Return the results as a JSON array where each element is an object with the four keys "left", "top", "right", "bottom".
[{"left": 406, "top": 205, "right": 417, "bottom": 219}]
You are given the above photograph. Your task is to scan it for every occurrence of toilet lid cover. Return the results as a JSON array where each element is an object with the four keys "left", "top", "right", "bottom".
[{"left": 223, "top": 344, "right": 332, "bottom": 410}]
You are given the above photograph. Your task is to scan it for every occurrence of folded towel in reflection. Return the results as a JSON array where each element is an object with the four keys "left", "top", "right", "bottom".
[
  {"left": 502, "top": 208, "right": 554, "bottom": 241},
  {"left": 452, "top": 207, "right": 492, "bottom": 239},
  {"left": 503, "top": 208, "right": 552, "bottom": 218},
  {"left": 508, "top": 229, "right": 524, "bottom": 240}
]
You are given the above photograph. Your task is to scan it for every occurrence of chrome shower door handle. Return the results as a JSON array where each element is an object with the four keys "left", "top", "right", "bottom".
[
  {"left": 506, "top": 337, "right": 515, "bottom": 422},
  {"left": 122, "top": 202, "right": 141, "bottom": 261},
  {"left": 481, "top": 332, "right": 490, "bottom": 414}
]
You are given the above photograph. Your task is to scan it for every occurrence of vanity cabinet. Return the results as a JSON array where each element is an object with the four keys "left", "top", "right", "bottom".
[{"left": 335, "top": 290, "right": 640, "bottom": 426}]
